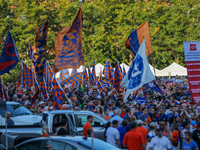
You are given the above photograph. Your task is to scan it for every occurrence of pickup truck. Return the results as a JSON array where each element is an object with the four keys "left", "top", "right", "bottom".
[{"left": 0, "top": 110, "right": 108, "bottom": 149}]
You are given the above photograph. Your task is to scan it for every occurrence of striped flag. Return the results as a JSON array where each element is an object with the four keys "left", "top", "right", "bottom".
[
  {"left": 114, "top": 60, "right": 122, "bottom": 92},
  {"left": 22, "top": 62, "right": 34, "bottom": 88},
  {"left": 103, "top": 59, "right": 114, "bottom": 84},
  {"left": 41, "top": 77, "right": 48, "bottom": 101},
  {"left": 87, "top": 64, "right": 94, "bottom": 85},
  {"left": 122, "top": 65, "right": 126, "bottom": 79},
  {"left": 83, "top": 66, "right": 88, "bottom": 84}
]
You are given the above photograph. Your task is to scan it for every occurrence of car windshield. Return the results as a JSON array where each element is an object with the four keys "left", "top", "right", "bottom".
[
  {"left": 0, "top": 104, "right": 32, "bottom": 117},
  {"left": 78, "top": 138, "right": 120, "bottom": 150}
]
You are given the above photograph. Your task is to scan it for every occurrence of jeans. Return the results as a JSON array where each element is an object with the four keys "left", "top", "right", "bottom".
[{"left": 171, "top": 144, "right": 177, "bottom": 150}]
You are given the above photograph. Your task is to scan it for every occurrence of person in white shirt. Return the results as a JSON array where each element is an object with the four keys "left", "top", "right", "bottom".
[
  {"left": 106, "top": 120, "right": 121, "bottom": 148},
  {"left": 110, "top": 109, "right": 124, "bottom": 127},
  {"left": 148, "top": 127, "right": 171, "bottom": 150},
  {"left": 146, "top": 122, "right": 157, "bottom": 150}
]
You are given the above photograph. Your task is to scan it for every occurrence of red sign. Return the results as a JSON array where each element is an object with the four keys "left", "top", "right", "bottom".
[{"left": 190, "top": 44, "right": 196, "bottom": 51}]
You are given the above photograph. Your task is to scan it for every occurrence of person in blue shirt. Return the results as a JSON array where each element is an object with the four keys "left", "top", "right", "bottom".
[
  {"left": 182, "top": 131, "right": 199, "bottom": 150},
  {"left": 117, "top": 120, "right": 127, "bottom": 148},
  {"left": 123, "top": 108, "right": 131, "bottom": 120},
  {"left": 155, "top": 106, "right": 168, "bottom": 124},
  {"left": 110, "top": 109, "right": 124, "bottom": 127}
]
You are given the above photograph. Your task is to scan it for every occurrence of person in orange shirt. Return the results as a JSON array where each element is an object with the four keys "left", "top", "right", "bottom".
[
  {"left": 136, "top": 120, "right": 149, "bottom": 146},
  {"left": 123, "top": 121, "right": 145, "bottom": 150},
  {"left": 83, "top": 115, "right": 95, "bottom": 137},
  {"left": 171, "top": 123, "right": 179, "bottom": 150}
]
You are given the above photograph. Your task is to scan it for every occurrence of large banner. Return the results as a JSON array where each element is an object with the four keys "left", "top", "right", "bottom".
[{"left": 184, "top": 42, "right": 200, "bottom": 104}]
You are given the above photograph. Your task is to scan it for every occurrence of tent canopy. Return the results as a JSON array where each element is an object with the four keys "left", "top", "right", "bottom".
[
  {"left": 149, "top": 64, "right": 168, "bottom": 77},
  {"left": 120, "top": 63, "right": 130, "bottom": 73},
  {"left": 161, "top": 62, "right": 187, "bottom": 76}
]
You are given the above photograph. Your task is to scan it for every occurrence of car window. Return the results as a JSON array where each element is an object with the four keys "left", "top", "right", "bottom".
[
  {"left": 44, "top": 140, "right": 76, "bottom": 150},
  {"left": 76, "top": 114, "right": 103, "bottom": 127},
  {"left": 16, "top": 140, "right": 42, "bottom": 150}
]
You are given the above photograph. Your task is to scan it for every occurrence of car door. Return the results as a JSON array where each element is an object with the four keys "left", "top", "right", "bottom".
[
  {"left": 15, "top": 140, "right": 43, "bottom": 150},
  {"left": 74, "top": 113, "right": 106, "bottom": 140},
  {"left": 66, "top": 113, "right": 77, "bottom": 135},
  {"left": 42, "top": 140, "right": 77, "bottom": 150}
]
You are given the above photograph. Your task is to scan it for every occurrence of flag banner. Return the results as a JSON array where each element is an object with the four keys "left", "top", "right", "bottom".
[
  {"left": 28, "top": 38, "right": 36, "bottom": 65},
  {"left": 83, "top": 66, "right": 88, "bottom": 84},
  {"left": 125, "top": 21, "right": 152, "bottom": 56},
  {"left": 41, "top": 77, "right": 48, "bottom": 101},
  {"left": 31, "top": 88, "right": 39, "bottom": 104},
  {"left": 22, "top": 62, "right": 34, "bottom": 88},
  {"left": 184, "top": 41, "right": 200, "bottom": 104},
  {"left": 121, "top": 39, "right": 155, "bottom": 102},
  {"left": 35, "top": 19, "right": 48, "bottom": 79},
  {"left": 144, "top": 80, "right": 166, "bottom": 95},
  {"left": 71, "top": 68, "right": 77, "bottom": 76},
  {"left": 52, "top": 77, "right": 66, "bottom": 109},
  {"left": 53, "top": 7, "right": 84, "bottom": 72},
  {"left": 122, "top": 65, "right": 126, "bottom": 79},
  {"left": 0, "top": 77, "right": 9, "bottom": 100},
  {"left": 96, "top": 80, "right": 105, "bottom": 97},
  {"left": 43, "top": 61, "right": 54, "bottom": 90},
  {"left": 61, "top": 72, "right": 82, "bottom": 86},
  {"left": 99, "top": 67, "right": 102, "bottom": 83},
  {"left": 92, "top": 58, "right": 96, "bottom": 81},
  {"left": 88, "top": 64, "right": 94, "bottom": 85},
  {"left": 103, "top": 59, "right": 114, "bottom": 84},
  {"left": 0, "top": 31, "right": 20, "bottom": 75},
  {"left": 114, "top": 61, "right": 122, "bottom": 92},
  {"left": 18, "top": 74, "right": 21, "bottom": 88},
  {"left": 59, "top": 68, "right": 70, "bottom": 83}
]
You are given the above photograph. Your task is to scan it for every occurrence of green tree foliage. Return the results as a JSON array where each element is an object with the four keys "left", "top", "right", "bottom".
[{"left": 0, "top": 0, "right": 199, "bottom": 83}]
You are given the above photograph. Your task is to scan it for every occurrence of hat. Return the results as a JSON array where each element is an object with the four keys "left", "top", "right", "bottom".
[
  {"left": 197, "top": 121, "right": 200, "bottom": 127},
  {"left": 39, "top": 101, "right": 45, "bottom": 105},
  {"left": 13, "top": 94, "right": 17, "bottom": 98},
  {"left": 156, "top": 127, "right": 164, "bottom": 131},
  {"left": 191, "top": 121, "right": 196, "bottom": 126},
  {"left": 150, "top": 122, "right": 157, "bottom": 128},
  {"left": 71, "top": 97, "right": 77, "bottom": 101},
  {"left": 87, "top": 115, "right": 94, "bottom": 119},
  {"left": 132, "top": 95, "right": 136, "bottom": 99},
  {"left": 177, "top": 96, "right": 181, "bottom": 101},
  {"left": 137, "top": 120, "right": 142, "bottom": 125},
  {"left": 112, "top": 120, "right": 119, "bottom": 125},
  {"left": 146, "top": 105, "right": 151, "bottom": 110}
]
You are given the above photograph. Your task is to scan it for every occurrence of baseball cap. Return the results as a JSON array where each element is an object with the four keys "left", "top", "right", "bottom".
[
  {"left": 71, "top": 97, "right": 77, "bottom": 101},
  {"left": 177, "top": 96, "right": 181, "bottom": 101},
  {"left": 156, "top": 126, "right": 164, "bottom": 131},
  {"left": 112, "top": 120, "right": 119, "bottom": 126},
  {"left": 197, "top": 121, "right": 200, "bottom": 127},
  {"left": 146, "top": 105, "right": 151, "bottom": 110},
  {"left": 13, "top": 94, "right": 17, "bottom": 98},
  {"left": 87, "top": 115, "right": 94, "bottom": 119},
  {"left": 132, "top": 95, "right": 136, "bottom": 99},
  {"left": 191, "top": 121, "right": 196, "bottom": 126},
  {"left": 137, "top": 120, "right": 142, "bottom": 125},
  {"left": 150, "top": 122, "right": 157, "bottom": 128}
]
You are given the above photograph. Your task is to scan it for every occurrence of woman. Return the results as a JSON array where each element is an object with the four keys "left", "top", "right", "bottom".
[
  {"left": 34, "top": 106, "right": 43, "bottom": 116},
  {"left": 187, "top": 106, "right": 193, "bottom": 114},
  {"left": 81, "top": 104, "right": 88, "bottom": 111},
  {"left": 103, "top": 109, "right": 111, "bottom": 121},
  {"left": 96, "top": 106, "right": 103, "bottom": 117},
  {"left": 171, "top": 123, "right": 179, "bottom": 150},
  {"left": 42, "top": 126, "right": 49, "bottom": 137}
]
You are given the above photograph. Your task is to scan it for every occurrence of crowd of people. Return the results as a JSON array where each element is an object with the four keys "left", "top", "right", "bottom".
[{"left": 3, "top": 74, "right": 200, "bottom": 150}]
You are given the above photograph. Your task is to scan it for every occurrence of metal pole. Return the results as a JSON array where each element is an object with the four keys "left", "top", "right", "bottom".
[
  {"left": 5, "top": 111, "right": 8, "bottom": 150},
  {"left": 92, "top": 131, "right": 94, "bottom": 150}
]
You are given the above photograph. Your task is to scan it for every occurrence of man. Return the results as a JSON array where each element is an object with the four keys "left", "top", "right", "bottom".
[
  {"left": 139, "top": 107, "right": 148, "bottom": 124},
  {"left": 106, "top": 120, "right": 121, "bottom": 148},
  {"left": 123, "top": 121, "right": 145, "bottom": 150},
  {"left": 136, "top": 120, "right": 149, "bottom": 145},
  {"left": 45, "top": 100, "right": 56, "bottom": 110},
  {"left": 83, "top": 115, "right": 94, "bottom": 137},
  {"left": 123, "top": 107, "right": 131, "bottom": 119},
  {"left": 148, "top": 127, "right": 171, "bottom": 150},
  {"left": 155, "top": 106, "right": 168, "bottom": 124},
  {"left": 110, "top": 109, "right": 124, "bottom": 127},
  {"left": 182, "top": 131, "right": 199, "bottom": 150},
  {"left": 181, "top": 121, "right": 194, "bottom": 141},
  {"left": 7, "top": 112, "right": 14, "bottom": 126},
  {"left": 57, "top": 119, "right": 69, "bottom": 135},
  {"left": 118, "top": 120, "right": 127, "bottom": 148},
  {"left": 192, "top": 121, "right": 200, "bottom": 148}
]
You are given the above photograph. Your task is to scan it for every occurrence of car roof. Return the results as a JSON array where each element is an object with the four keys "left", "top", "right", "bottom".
[
  {"left": 6, "top": 101, "right": 21, "bottom": 105},
  {"left": 43, "top": 110, "right": 96, "bottom": 115}
]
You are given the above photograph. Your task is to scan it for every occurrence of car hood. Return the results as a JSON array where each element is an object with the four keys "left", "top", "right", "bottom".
[{"left": 12, "top": 115, "right": 42, "bottom": 125}]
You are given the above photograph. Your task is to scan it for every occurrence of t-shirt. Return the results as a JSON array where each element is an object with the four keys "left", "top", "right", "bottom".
[
  {"left": 83, "top": 122, "right": 94, "bottom": 137},
  {"left": 117, "top": 126, "right": 126, "bottom": 148},
  {"left": 155, "top": 113, "right": 168, "bottom": 123},
  {"left": 126, "top": 123, "right": 131, "bottom": 132},
  {"left": 171, "top": 130, "right": 179, "bottom": 144},
  {"left": 192, "top": 129, "right": 200, "bottom": 149},
  {"left": 182, "top": 140, "right": 198, "bottom": 150},
  {"left": 121, "top": 111, "right": 126, "bottom": 118},
  {"left": 7, "top": 119, "right": 14, "bottom": 126},
  {"left": 110, "top": 115, "right": 124, "bottom": 127},
  {"left": 146, "top": 131, "right": 156, "bottom": 139},
  {"left": 136, "top": 126, "right": 149, "bottom": 145},
  {"left": 139, "top": 114, "right": 148, "bottom": 122},
  {"left": 106, "top": 127, "right": 120, "bottom": 147},
  {"left": 123, "top": 129, "right": 144, "bottom": 150},
  {"left": 181, "top": 128, "right": 194, "bottom": 139},
  {"left": 57, "top": 128, "right": 69, "bottom": 136},
  {"left": 149, "top": 136, "right": 171, "bottom": 150}
]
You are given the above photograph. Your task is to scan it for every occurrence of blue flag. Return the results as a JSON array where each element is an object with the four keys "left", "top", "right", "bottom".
[
  {"left": 144, "top": 80, "right": 166, "bottom": 95},
  {"left": 0, "top": 31, "right": 19, "bottom": 75}
]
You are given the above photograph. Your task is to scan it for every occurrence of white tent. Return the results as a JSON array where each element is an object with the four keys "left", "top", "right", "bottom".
[
  {"left": 149, "top": 64, "right": 168, "bottom": 77},
  {"left": 94, "top": 63, "right": 104, "bottom": 77},
  {"left": 120, "top": 63, "right": 130, "bottom": 73},
  {"left": 161, "top": 62, "right": 187, "bottom": 76}
]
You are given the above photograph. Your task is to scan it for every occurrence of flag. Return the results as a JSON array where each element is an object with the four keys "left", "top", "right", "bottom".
[
  {"left": 61, "top": 73, "right": 82, "bottom": 86},
  {"left": 22, "top": 62, "right": 34, "bottom": 88},
  {"left": 103, "top": 59, "right": 114, "bottom": 84},
  {"left": 114, "top": 61, "right": 122, "bottom": 92},
  {"left": 31, "top": 88, "right": 39, "bottom": 104},
  {"left": 83, "top": 66, "right": 88, "bottom": 84},
  {"left": 96, "top": 80, "right": 105, "bottom": 97},
  {"left": 41, "top": 77, "right": 48, "bottom": 101},
  {"left": 87, "top": 64, "right": 94, "bottom": 85},
  {"left": 18, "top": 74, "right": 21, "bottom": 87},
  {"left": 43, "top": 61, "right": 54, "bottom": 90},
  {"left": 53, "top": 7, "right": 84, "bottom": 72},
  {"left": 0, "top": 31, "right": 19, "bottom": 75},
  {"left": 28, "top": 38, "right": 36, "bottom": 65},
  {"left": 122, "top": 65, "right": 126, "bottom": 79},
  {"left": 92, "top": 58, "right": 96, "bottom": 81},
  {"left": 99, "top": 68, "right": 103, "bottom": 83},
  {"left": 125, "top": 21, "right": 152, "bottom": 56},
  {"left": 52, "top": 77, "right": 65, "bottom": 109},
  {"left": 0, "top": 77, "right": 9, "bottom": 100},
  {"left": 144, "top": 80, "right": 166, "bottom": 95},
  {"left": 59, "top": 68, "right": 70, "bottom": 83},
  {"left": 35, "top": 18, "right": 48, "bottom": 79},
  {"left": 71, "top": 68, "right": 77, "bottom": 76},
  {"left": 121, "top": 39, "right": 155, "bottom": 102}
]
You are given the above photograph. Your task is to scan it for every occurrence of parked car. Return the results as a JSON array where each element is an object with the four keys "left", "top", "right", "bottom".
[{"left": 14, "top": 136, "right": 121, "bottom": 150}]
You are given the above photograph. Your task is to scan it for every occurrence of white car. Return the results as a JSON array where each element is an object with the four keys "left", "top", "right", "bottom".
[{"left": 0, "top": 102, "right": 42, "bottom": 125}]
